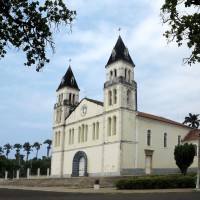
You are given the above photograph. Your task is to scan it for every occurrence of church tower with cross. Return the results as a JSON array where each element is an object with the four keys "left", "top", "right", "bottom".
[
  {"left": 53, "top": 66, "right": 80, "bottom": 176},
  {"left": 104, "top": 35, "right": 137, "bottom": 113},
  {"left": 51, "top": 35, "right": 195, "bottom": 178},
  {"left": 54, "top": 66, "right": 80, "bottom": 127}
]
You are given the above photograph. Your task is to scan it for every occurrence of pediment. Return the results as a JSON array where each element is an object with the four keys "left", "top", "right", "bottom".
[{"left": 66, "top": 98, "right": 103, "bottom": 124}]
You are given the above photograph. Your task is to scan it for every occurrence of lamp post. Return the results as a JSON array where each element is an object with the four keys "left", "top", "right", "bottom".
[{"left": 196, "top": 132, "right": 200, "bottom": 190}]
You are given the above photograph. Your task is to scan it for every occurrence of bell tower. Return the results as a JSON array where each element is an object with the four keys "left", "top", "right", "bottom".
[
  {"left": 104, "top": 36, "right": 137, "bottom": 112},
  {"left": 54, "top": 66, "right": 80, "bottom": 127},
  {"left": 52, "top": 65, "right": 80, "bottom": 177},
  {"left": 103, "top": 36, "right": 138, "bottom": 175}
]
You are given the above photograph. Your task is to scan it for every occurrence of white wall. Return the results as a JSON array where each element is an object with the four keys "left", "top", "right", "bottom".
[{"left": 136, "top": 115, "right": 193, "bottom": 171}]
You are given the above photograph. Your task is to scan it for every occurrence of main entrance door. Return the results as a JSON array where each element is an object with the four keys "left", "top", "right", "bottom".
[
  {"left": 71, "top": 151, "right": 88, "bottom": 177},
  {"left": 79, "top": 157, "right": 85, "bottom": 176}
]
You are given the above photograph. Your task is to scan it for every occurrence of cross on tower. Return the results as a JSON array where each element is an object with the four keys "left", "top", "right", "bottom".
[
  {"left": 69, "top": 59, "right": 72, "bottom": 66},
  {"left": 118, "top": 27, "right": 121, "bottom": 35}
]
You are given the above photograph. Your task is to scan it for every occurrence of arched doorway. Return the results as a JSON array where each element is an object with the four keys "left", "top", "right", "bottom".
[
  {"left": 79, "top": 157, "right": 85, "bottom": 176},
  {"left": 71, "top": 151, "right": 88, "bottom": 177}
]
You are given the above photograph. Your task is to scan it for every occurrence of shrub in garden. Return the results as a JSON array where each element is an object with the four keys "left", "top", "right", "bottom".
[{"left": 115, "top": 174, "right": 196, "bottom": 190}]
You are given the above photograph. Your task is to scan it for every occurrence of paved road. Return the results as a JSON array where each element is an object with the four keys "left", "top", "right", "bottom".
[{"left": 0, "top": 188, "right": 200, "bottom": 200}]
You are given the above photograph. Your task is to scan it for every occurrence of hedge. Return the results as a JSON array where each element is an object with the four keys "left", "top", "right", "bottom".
[{"left": 116, "top": 174, "right": 196, "bottom": 189}]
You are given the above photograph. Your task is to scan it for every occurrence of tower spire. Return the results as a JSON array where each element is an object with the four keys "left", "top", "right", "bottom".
[
  {"left": 57, "top": 66, "right": 80, "bottom": 91},
  {"left": 106, "top": 36, "right": 135, "bottom": 67}
]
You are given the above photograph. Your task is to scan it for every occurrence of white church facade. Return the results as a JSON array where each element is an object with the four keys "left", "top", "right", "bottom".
[{"left": 51, "top": 36, "right": 198, "bottom": 178}]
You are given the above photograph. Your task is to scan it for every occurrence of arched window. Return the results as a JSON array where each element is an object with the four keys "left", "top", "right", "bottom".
[
  {"left": 114, "top": 69, "right": 117, "bottom": 77},
  {"left": 58, "top": 94, "right": 63, "bottom": 103},
  {"left": 73, "top": 94, "right": 75, "bottom": 105},
  {"left": 71, "top": 77, "right": 74, "bottom": 85},
  {"left": 69, "top": 129, "right": 71, "bottom": 145},
  {"left": 69, "top": 93, "right": 72, "bottom": 104},
  {"left": 85, "top": 125, "right": 88, "bottom": 142},
  {"left": 113, "top": 89, "right": 117, "bottom": 104},
  {"left": 147, "top": 130, "right": 151, "bottom": 146},
  {"left": 59, "top": 108, "right": 62, "bottom": 122},
  {"left": 125, "top": 68, "right": 127, "bottom": 79},
  {"left": 78, "top": 127, "right": 81, "bottom": 143},
  {"left": 178, "top": 135, "right": 181, "bottom": 145},
  {"left": 110, "top": 71, "right": 113, "bottom": 81},
  {"left": 107, "top": 117, "right": 112, "bottom": 136},
  {"left": 164, "top": 133, "right": 167, "bottom": 148},
  {"left": 81, "top": 124, "right": 85, "bottom": 142},
  {"left": 108, "top": 90, "right": 112, "bottom": 106},
  {"left": 127, "top": 90, "right": 131, "bottom": 105},
  {"left": 128, "top": 70, "right": 131, "bottom": 82},
  {"left": 96, "top": 122, "right": 99, "bottom": 139},
  {"left": 72, "top": 128, "right": 74, "bottom": 144},
  {"left": 113, "top": 116, "right": 117, "bottom": 135},
  {"left": 92, "top": 123, "right": 96, "bottom": 140}
]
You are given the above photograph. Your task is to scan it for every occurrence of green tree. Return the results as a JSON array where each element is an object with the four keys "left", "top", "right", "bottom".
[
  {"left": 0, "top": 146, "right": 4, "bottom": 156},
  {"left": 183, "top": 113, "right": 200, "bottom": 128},
  {"left": 3, "top": 143, "right": 12, "bottom": 159},
  {"left": 32, "top": 142, "right": 42, "bottom": 160},
  {"left": 161, "top": 0, "right": 200, "bottom": 65},
  {"left": 23, "top": 142, "right": 32, "bottom": 162},
  {"left": 174, "top": 143, "right": 196, "bottom": 175},
  {"left": 0, "top": 155, "right": 6, "bottom": 177},
  {"left": 44, "top": 139, "right": 52, "bottom": 157},
  {"left": 13, "top": 143, "right": 22, "bottom": 165},
  {"left": 0, "top": 0, "right": 76, "bottom": 71}
]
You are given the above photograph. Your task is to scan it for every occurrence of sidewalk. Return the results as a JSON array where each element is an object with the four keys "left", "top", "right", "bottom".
[{"left": 0, "top": 185, "right": 197, "bottom": 194}]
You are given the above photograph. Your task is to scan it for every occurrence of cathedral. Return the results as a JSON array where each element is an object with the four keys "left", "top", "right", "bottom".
[{"left": 51, "top": 36, "right": 197, "bottom": 178}]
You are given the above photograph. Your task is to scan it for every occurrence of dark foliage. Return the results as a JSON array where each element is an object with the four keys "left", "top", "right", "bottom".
[
  {"left": 161, "top": 0, "right": 200, "bottom": 65},
  {"left": 0, "top": 0, "right": 76, "bottom": 71},
  {"left": 174, "top": 143, "right": 196, "bottom": 175},
  {"left": 116, "top": 174, "right": 196, "bottom": 189}
]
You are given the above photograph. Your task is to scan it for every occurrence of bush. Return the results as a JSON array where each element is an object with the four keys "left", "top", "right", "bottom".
[{"left": 116, "top": 174, "right": 196, "bottom": 190}]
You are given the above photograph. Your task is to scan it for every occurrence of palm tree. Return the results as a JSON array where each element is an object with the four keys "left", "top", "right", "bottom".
[
  {"left": 0, "top": 146, "right": 4, "bottom": 156},
  {"left": 3, "top": 143, "right": 12, "bottom": 159},
  {"left": 183, "top": 113, "right": 200, "bottom": 129},
  {"left": 32, "top": 142, "right": 42, "bottom": 160},
  {"left": 13, "top": 143, "right": 22, "bottom": 165},
  {"left": 23, "top": 142, "right": 32, "bottom": 162},
  {"left": 44, "top": 139, "right": 52, "bottom": 157}
]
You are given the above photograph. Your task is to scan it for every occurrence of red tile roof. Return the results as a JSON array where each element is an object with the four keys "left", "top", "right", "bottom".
[
  {"left": 183, "top": 129, "right": 200, "bottom": 141},
  {"left": 138, "top": 111, "right": 191, "bottom": 129}
]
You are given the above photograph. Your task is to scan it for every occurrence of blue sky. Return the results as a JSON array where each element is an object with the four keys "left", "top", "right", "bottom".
[{"left": 0, "top": 0, "right": 200, "bottom": 159}]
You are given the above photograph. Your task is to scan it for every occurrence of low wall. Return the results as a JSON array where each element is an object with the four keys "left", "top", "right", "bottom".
[{"left": 0, "top": 176, "right": 121, "bottom": 188}]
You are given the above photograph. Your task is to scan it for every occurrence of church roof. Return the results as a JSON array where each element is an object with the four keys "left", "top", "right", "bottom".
[
  {"left": 85, "top": 98, "right": 103, "bottom": 106},
  {"left": 138, "top": 112, "right": 191, "bottom": 129},
  {"left": 106, "top": 36, "right": 135, "bottom": 67},
  {"left": 57, "top": 66, "right": 80, "bottom": 91},
  {"left": 183, "top": 129, "right": 200, "bottom": 141}
]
